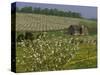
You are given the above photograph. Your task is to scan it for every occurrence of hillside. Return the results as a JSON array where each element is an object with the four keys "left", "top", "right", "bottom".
[
  {"left": 15, "top": 13, "right": 97, "bottom": 72},
  {"left": 16, "top": 13, "right": 97, "bottom": 33}
]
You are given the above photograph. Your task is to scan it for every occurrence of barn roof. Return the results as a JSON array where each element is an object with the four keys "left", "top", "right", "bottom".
[{"left": 68, "top": 25, "right": 81, "bottom": 30}]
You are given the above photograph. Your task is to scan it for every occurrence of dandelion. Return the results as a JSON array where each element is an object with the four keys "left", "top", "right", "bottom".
[
  {"left": 23, "top": 55, "right": 26, "bottom": 58},
  {"left": 21, "top": 60, "right": 25, "bottom": 64},
  {"left": 30, "top": 55, "right": 32, "bottom": 58},
  {"left": 33, "top": 54, "right": 37, "bottom": 58},
  {"left": 39, "top": 61, "right": 42, "bottom": 64},
  {"left": 58, "top": 58, "right": 61, "bottom": 62},
  {"left": 43, "top": 55, "right": 46, "bottom": 60},
  {"left": 17, "top": 59, "right": 20, "bottom": 63},
  {"left": 51, "top": 50, "right": 54, "bottom": 54}
]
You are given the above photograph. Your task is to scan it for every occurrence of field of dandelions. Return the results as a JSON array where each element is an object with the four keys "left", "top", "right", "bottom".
[
  {"left": 16, "top": 31, "right": 97, "bottom": 72},
  {"left": 15, "top": 13, "right": 97, "bottom": 72}
]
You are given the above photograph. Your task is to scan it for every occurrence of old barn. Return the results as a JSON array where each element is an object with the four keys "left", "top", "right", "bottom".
[{"left": 68, "top": 25, "right": 88, "bottom": 35}]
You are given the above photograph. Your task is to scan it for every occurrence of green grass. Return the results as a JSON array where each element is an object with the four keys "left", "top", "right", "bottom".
[
  {"left": 63, "top": 44, "right": 97, "bottom": 69},
  {"left": 16, "top": 31, "right": 97, "bottom": 72},
  {"left": 15, "top": 13, "right": 97, "bottom": 72},
  {"left": 16, "top": 13, "right": 97, "bottom": 34}
]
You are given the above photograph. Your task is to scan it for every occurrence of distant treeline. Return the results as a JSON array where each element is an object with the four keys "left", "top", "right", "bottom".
[{"left": 13, "top": 6, "right": 82, "bottom": 18}]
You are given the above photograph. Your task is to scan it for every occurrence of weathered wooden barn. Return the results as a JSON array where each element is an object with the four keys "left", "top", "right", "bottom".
[{"left": 68, "top": 25, "right": 88, "bottom": 35}]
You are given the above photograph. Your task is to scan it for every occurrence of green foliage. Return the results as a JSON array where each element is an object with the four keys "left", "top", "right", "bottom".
[
  {"left": 16, "top": 31, "right": 97, "bottom": 72},
  {"left": 15, "top": 13, "right": 97, "bottom": 72},
  {"left": 16, "top": 13, "right": 97, "bottom": 35},
  {"left": 20, "top": 6, "right": 32, "bottom": 13},
  {"left": 17, "top": 7, "right": 82, "bottom": 18},
  {"left": 79, "top": 20, "right": 97, "bottom": 35}
]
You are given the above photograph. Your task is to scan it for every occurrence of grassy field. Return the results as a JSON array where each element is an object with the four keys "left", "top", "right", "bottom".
[
  {"left": 15, "top": 13, "right": 97, "bottom": 72},
  {"left": 16, "top": 13, "right": 97, "bottom": 34}
]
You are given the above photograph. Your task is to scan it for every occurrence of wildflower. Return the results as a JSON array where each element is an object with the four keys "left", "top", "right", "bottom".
[{"left": 51, "top": 50, "right": 54, "bottom": 54}]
